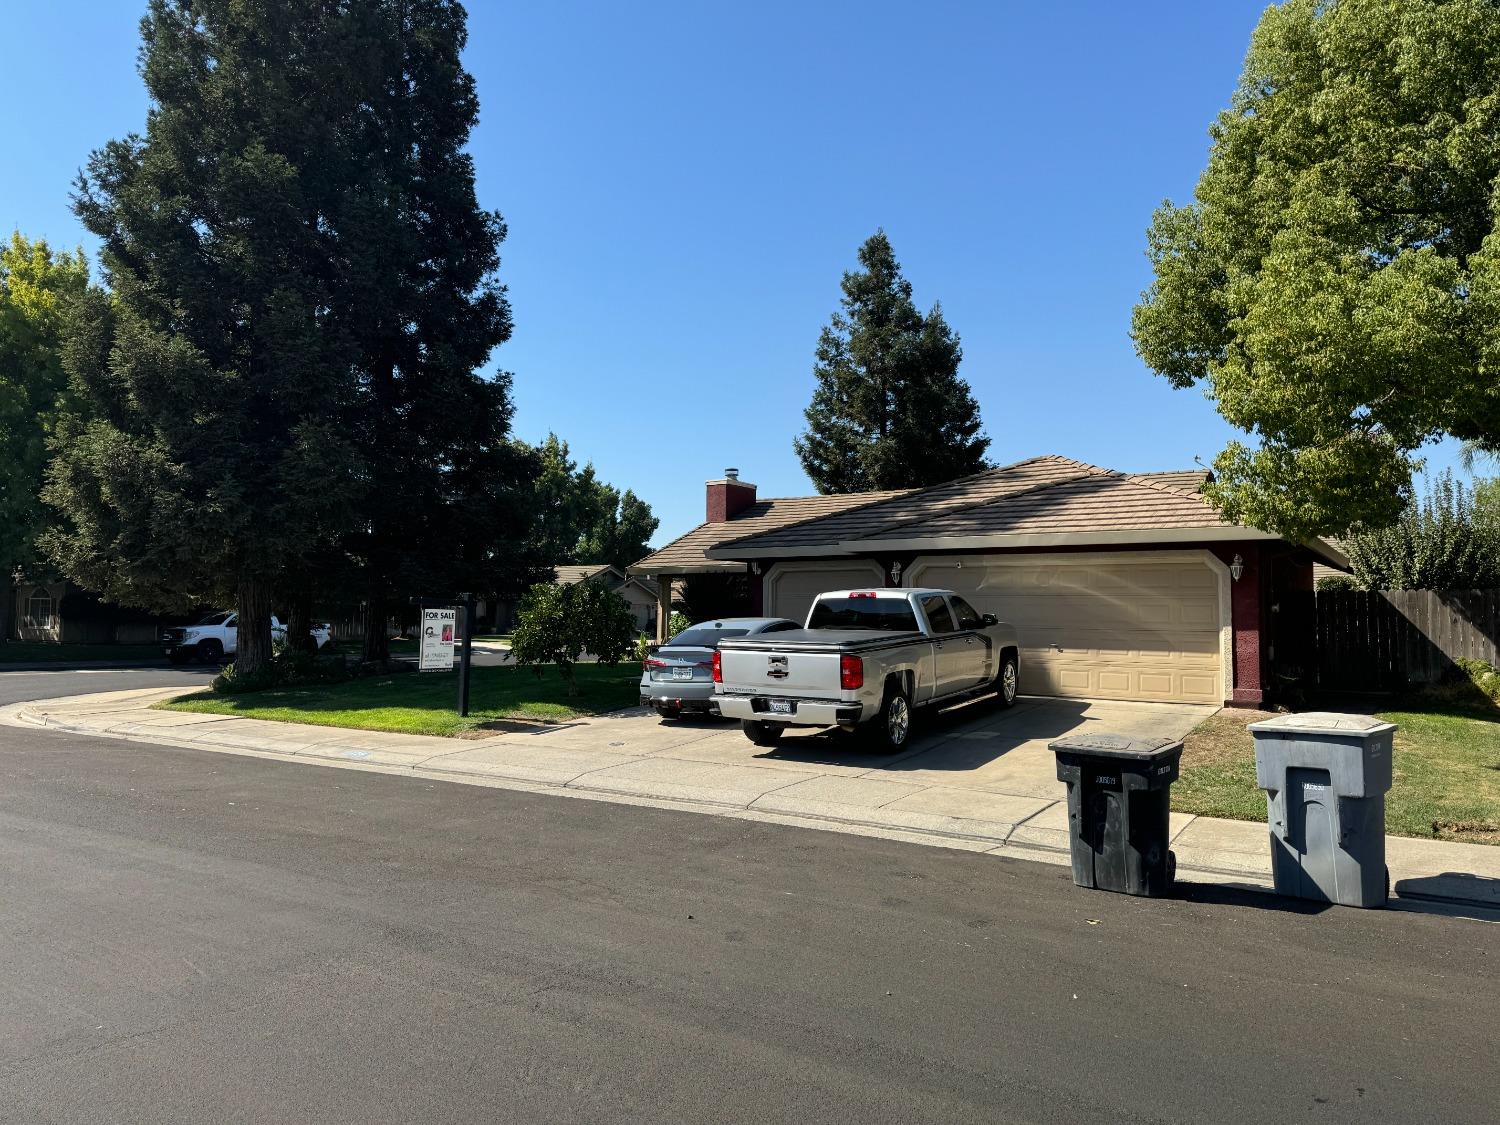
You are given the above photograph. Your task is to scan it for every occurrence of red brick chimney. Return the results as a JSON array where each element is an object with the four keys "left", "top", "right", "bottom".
[{"left": 706, "top": 468, "right": 757, "bottom": 523}]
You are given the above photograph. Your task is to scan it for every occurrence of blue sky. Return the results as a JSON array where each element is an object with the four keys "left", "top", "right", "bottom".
[{"left": 1, "top": 1, "right": 1465, "bottom": 544}]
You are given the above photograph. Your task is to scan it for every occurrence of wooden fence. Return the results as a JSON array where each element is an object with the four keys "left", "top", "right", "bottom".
[{"left": 1311, "top": 589, "right": 1500, "bottom": 691}]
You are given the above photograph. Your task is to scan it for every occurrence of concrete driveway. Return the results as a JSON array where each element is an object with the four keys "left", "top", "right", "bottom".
[{"left": 460, "top": 694, "right": 1218, "bottom": 820}]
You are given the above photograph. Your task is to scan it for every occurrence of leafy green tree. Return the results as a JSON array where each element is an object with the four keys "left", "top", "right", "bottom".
[
  {"left": 521, "top": 433, "right": 657, "bottom": 569},
  {"left": 46, "top": 1, "right": 371, "bottom": 674},
  {"left": 1132, "top": 0, "right": 1500, "bottom": 539},
  {"left": 1344, "top": 473, "right": 1500, "bottom": 590},
  {"left": 795, "top": 231, "right": 990, "bottom": 493},
  {"left": 509, "top": 579, "right": 635, "bottom": 695},
  {"left": 576, "top": 486, "right": 658, "bottom": 571},
  {"left": 0, "top": 233, "right": 88, "bottom": 641}
]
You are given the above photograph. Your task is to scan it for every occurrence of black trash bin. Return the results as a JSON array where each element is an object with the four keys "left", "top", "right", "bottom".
[{"left": 1049, "top": 733, "right": 1183, "bottom": 897}]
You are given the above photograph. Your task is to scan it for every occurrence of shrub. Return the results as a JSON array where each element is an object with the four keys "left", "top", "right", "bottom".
[
  {"left": 633, "top": 632, "right": 654, "bottom": 664},
  {"left": 1344, "top": 472, "right": 1500, "bottom": 590},
  {"left": 511, "top": 580, "right": 636, "bottom": 695},
  {"left": 667, "top": 611, "right": 691, "bottom": 639},
  {"left": 1455, "top": 659, "right": 1500, "bottom": 706},
  {"left": 1315, "top": 574, "right": 1358, "bottom": 592},
  {"left": 212, "top": 641, "right": 349, "bottom": 695}
]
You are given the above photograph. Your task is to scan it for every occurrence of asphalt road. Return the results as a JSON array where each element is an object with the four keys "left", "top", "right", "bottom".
[{"left": 0, "top": 671, "right": 1495, "bottom": 1124}]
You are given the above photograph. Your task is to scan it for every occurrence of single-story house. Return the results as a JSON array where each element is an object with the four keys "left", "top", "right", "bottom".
[
  {"left": 629, "top": 459, "right": 1349, "bottom": 707},
  {"left": 552, "top": 563, "right": 663, "bottom": 634},
  {"left": 5, "top": 578, "right": 179, "bottom": 645}
]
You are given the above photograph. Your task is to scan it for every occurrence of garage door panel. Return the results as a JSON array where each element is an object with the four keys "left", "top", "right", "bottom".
[
  {"left": 765, "top": 562, "right": 886, "bottom": 624},
  {"left": 910, "top": 553, "right": 1224, "bottom": 705}
]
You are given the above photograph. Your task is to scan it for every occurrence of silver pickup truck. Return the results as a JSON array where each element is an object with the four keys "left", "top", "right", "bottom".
[{"left": 713, "top": 588, "right": 1020, "bottom": 752}]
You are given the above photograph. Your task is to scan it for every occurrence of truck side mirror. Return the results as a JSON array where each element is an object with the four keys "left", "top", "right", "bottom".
[{"left": 981, "top": 613, "right": 998, "bottom": 626}]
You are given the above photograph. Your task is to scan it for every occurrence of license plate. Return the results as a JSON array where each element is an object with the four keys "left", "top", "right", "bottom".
[
  {"left": 669, "top": 667, "right": 693, "bottom": 681},
  {"left": 767, "top": 699, "right": 793, "bottom": 715}
]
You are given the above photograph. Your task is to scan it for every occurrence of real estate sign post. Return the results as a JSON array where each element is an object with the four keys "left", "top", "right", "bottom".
[{"left": 419, "top": 607, "right": 457, "bottom": 672}]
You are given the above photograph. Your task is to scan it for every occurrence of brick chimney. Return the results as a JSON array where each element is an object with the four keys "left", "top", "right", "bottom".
[{"left": 706, "top": 468, "right": 757, "bottom": 523}]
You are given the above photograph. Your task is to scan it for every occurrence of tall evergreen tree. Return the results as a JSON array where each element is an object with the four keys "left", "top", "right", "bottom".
[
  {"left": 795, "top": 232, "right": 990, "bottom": 493},
  {"left": 47, "top": 1, "right": 369, "bottom": 674},
  {"left": 341, "top": 0, "right": 520, "bottom": 662},
  {"left": 0, "top": 233, "right": 88, "bottom": 642}
]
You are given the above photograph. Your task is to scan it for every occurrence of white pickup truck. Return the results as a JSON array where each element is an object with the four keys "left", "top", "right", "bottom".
[
  {"left": 713, "top": 588, "right": 1020, "bottom": 752},
  {"left": 161, "top": 612, "right": 333, "bottom": 664}
]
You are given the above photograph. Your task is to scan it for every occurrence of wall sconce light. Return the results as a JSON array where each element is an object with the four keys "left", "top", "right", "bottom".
[
  {"left": 889, "top": 561, "right": 903, "bottom": 585},
  {"left": 1229, "top": 553, "right": 1245, "bottom": 581},
  {"left": 750, "top": 561, "right": 761, "bottom": 576}
]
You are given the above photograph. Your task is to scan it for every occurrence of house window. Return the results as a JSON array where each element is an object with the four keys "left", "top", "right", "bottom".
[{"left": 25, "top": 592, "right": 57, "bottom": 630}]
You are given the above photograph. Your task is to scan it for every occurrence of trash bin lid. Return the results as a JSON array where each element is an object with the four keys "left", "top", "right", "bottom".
[
  {"left": 1247, "top": 712, "right": 1396, "bottom": 737},
  {"left": 1046, "top": 733, "right": 1183, "bottom": 760}
]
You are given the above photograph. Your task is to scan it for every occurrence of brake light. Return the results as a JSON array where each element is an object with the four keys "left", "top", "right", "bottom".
[
  {"left": 848, "top": 591, "right": 877, "bottom": 599},
  {"left": 644, "top": 658, "right": 667, "bottom": 669},
  {"left": 712, "top": 650, "right": 722, "bottom": 683},
  {"left": 840, "top": 654, "right": 864, "bottom": 690}
]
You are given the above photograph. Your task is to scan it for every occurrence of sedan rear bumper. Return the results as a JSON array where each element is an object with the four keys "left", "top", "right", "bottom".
[{"left": 640, "top": 680, "right": 717, "bottom": 712}]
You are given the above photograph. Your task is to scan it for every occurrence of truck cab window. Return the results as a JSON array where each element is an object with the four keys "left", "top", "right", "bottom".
[
  {"left": 921, "top": 595, "right": 955, "bottom": 634},
  {"left": 950, "top": 596, "right": 984, "bottom": 631}
]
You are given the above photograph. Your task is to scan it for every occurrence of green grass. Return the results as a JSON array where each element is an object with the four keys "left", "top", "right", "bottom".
[
  {"left": 156, "top": 662, "right": 642, "bottom": 737},
  {"left": 472, "top": 634, "right": 512, "bottom": 644},
  {"left": 0, "top": 642, "right": 165, "bottom": 664},
  {"left": 1176, "top": 702, "right": 1500, "bottom": 845}
]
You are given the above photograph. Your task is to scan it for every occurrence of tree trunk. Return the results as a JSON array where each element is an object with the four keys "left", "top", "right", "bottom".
[
  {"left": 286, "top": 587, "right": 316, "bottom": 653},
  {"left": 362, "top": 592, "right": 389, "bottom": 663},
  {"left": 236, "top": 576, "right": 276, "bottom": 675}
]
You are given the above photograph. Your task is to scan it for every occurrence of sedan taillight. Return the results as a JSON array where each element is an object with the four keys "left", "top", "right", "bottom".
[
  {"left": 840, "top": 654, "right": 864, "bottom": 690},
  {"left": 712, "top": 650, "right": 722, "bottom": 684},
  {"left": 644, "top": 657, "right": 667, "bottom": 669}
]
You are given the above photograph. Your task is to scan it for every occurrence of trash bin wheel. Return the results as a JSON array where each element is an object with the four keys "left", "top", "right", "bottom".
[{"left": 1166, "top": 850, "right": 1177, "bottom": 887}]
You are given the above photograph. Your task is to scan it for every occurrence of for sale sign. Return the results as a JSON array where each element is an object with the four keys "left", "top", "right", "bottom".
[{"left": 419, "top": 607, "right": 457, "bottom": 672}]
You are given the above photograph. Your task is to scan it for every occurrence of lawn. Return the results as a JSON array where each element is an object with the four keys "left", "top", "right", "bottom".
[
  {"left": 157, "top": 662, "right": 642, "bottom": 737},
  {"left": 0, "top": 642, "right": 164, "bottom": 665},
  {"left": 1175, "top": 703, "right": 1500, "bottom": 845}
]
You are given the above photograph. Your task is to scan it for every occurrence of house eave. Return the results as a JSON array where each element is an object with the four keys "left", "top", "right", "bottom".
[{"left": 708, "top": 525, "right": 1288, "bottom": 559}]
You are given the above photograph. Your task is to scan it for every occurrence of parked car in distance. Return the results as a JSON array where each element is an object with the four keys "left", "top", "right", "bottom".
[
  {"left": 640, "top": 617, "right": 799, "bottom": 719},
  {"left": 714, "top": 588, "right": 1020, "bottom": 752},
  {"left": 162, "top": 612, "right": 333, "bottom": 664}
]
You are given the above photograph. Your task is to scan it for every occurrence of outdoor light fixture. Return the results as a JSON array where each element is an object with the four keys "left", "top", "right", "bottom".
[
  {"left": 750, "top": 561, "right": 761, "bottom": 576},
  {"left": 890, "top": 561, "right": 903, "bottom": 585},
  {"left": 1230, "top": 554, "right": 1245, "bottom": 581}
]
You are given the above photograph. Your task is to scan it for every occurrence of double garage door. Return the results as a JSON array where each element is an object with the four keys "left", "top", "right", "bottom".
[{"left": 764, "top": 554, "right": 1225, "bottom": 705}]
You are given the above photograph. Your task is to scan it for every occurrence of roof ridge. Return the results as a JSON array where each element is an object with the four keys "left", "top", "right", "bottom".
[{"left": 1121, "top": 472, "right": 1217, "bottom": 504}]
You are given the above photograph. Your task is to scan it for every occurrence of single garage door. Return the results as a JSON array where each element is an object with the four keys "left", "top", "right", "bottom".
[
  {"left": 907, "top": 553, "right": 1225, "bottom": 704},
  {"left": 764, "top": 560, "right": 887, "bottom": 625}
]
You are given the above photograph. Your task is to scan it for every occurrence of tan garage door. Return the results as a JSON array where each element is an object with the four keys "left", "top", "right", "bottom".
[
  {"left": 764, "top": 560, "right": 887, "bottom": 625},
  {"left": 907, "top": 554, "right": 1224, "bottom": 704}
]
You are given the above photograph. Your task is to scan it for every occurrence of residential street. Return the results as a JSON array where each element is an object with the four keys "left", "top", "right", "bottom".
[{"left": 0, "top": 672, "right": 1494, "bottom": 1124}]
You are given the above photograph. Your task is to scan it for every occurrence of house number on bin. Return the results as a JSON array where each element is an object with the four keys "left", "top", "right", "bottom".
[{"left": 1094, "top": 775, "right": 1117, "bottom": 786}]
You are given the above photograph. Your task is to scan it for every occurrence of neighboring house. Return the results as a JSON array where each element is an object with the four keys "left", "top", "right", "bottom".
[
  {"left": 552, "top": 563, "right": 662, "bottom": 634},
  {"left": 629, "top": 460, "right": 1349, "bottom": 708},
  {"left": 6, "top": 578, "right": 175, "bottom": 644}
]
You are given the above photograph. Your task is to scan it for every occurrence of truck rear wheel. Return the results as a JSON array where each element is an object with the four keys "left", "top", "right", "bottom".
[
  {"left": 742, "top": 720, "right": 784, "bottom": 747},
  {"left": 863, "top": 683, "right": 913, "bottom": 754}
]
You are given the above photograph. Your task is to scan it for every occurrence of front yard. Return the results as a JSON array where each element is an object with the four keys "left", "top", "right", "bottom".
[
  {"left": 1176, "top": 703, "right": 1500, "bottom": 845},
  {"left": 159, "top": 663, "right": 642, "bottom": 737}
]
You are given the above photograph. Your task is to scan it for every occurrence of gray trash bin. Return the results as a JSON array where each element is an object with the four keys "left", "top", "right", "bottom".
[{"left": 1247, "top": 713, "right": 1395, "bottom": 908}]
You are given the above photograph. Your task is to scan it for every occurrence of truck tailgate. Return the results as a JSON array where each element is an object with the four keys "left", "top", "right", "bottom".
[{"left": 718, "top": 645, "right": 843, "bottom": 698}]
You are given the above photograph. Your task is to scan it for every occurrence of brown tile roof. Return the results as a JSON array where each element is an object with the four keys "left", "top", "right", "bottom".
[
  {"left": 713, "top": 456, "right": 1114, "bottom": 552},
  {"left": 863, "top": 473, "right": 1230, "bottom": 541},
  {"left": 552, "top": 564, "right": 619, "bottom": 585},
  {"left": 629, "top": 489, "right": 912, "bottom": 574},
  {"left": 708, "top": 456, "right": 1243, "bottom": 557}
]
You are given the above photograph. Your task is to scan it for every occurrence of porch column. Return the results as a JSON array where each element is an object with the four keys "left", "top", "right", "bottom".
[{"left": 655, "top": 575, "right": 673, "bottom": 644}]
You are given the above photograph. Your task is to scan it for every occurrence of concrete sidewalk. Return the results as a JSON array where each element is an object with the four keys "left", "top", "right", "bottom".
[{"left": 6, "top": 686, "right": 1498, "bottom": 911}]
